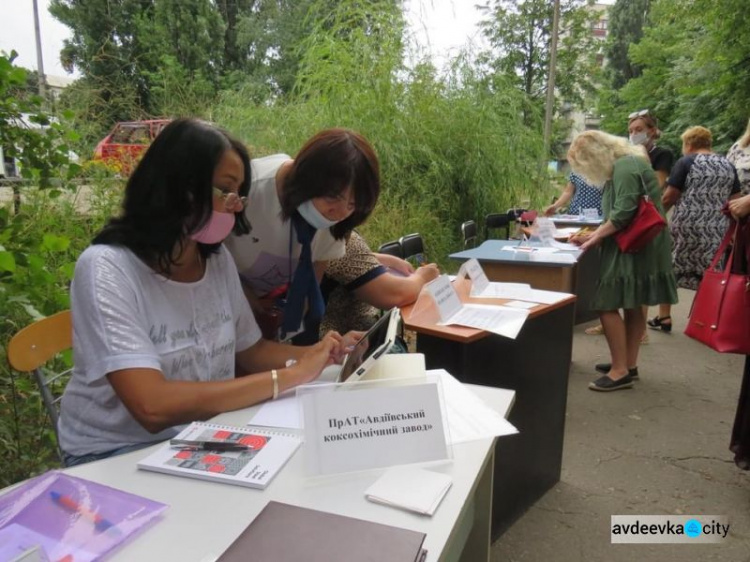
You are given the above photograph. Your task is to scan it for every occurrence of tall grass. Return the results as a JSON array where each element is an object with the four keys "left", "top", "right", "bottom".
[{"left": 212, "top": 1, "right": 552, "bottom": 269}]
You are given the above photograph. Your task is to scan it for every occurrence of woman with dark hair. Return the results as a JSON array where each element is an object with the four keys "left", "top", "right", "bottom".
[
  {"left": 225, "top": 128, "right": 381, "bottom": 342},
  {"left": 58, "top": 118, "right": 343, "bottom": 466}
]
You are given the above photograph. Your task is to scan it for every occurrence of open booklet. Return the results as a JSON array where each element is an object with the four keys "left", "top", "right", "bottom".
[{"left": 137, "top": 421, "right": 302, "bottom": 489}]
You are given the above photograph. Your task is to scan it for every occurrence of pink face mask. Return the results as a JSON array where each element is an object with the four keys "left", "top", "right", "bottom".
[{"left": 189, "top": 211, "right": 235, "bottom": 244}]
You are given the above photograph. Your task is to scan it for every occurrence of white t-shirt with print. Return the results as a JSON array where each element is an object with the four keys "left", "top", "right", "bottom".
[
  {"left": 224, "top": 154, "right": 345, "bottom": 297},
  {"left": 58, "top": 244, "right": 262, "bottom": 456}
]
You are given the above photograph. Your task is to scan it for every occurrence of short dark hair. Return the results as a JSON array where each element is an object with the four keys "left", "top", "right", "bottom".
[
  {"left": 279, "top": 128, "right": 380, "bottom": 239},
  {"left": 93, "top": 118, "right": 251, "bottom": 274}
]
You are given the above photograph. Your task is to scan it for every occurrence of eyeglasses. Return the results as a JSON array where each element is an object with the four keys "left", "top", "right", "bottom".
[
  {"left": 628, "top": 109, "right": 650, "bottom": 120},
  {"left": 213, "top": 187, "right": 246, "bottom": 213}
]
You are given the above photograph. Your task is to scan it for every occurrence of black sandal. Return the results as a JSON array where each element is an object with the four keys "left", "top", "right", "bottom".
[{"left": 647, "top": 315, "right": 672, "bottom": 332}]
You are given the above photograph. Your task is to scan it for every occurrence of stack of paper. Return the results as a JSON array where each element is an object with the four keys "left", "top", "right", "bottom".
[{"left": 365, "top": 467, "right": 452, "bottom": 516}]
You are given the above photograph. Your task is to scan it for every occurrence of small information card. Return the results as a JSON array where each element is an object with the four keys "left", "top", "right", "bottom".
[{"left": 299, "top": 380, "right": 449, "bottom": 476}]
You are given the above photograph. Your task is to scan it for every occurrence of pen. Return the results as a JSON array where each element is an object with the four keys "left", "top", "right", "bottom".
[
  {"left": 50, "top": 491, "right": 114, "bottom": 532},
  {"left": 169, "top": 439, "right": 250, "bottom": 452}
]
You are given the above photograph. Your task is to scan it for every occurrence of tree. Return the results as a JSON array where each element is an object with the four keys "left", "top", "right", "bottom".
[
  {"left": 604, "top": 0, "right": 651, "bottom": 89},
  {"left": 597, "top": 0, "right": 750, "bottom": 151},
  {"left": 477, "top": 0, "right": 599, "bottom": 118}
]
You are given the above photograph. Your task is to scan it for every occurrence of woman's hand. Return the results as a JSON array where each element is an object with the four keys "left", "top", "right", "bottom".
[
  {"left": 333, "top": 330, "right": 365, "bottom": 363},
  {"left": 415, "top": 263, "right": 440, "bottom": 283},
  {"left": 543, "top": 204, "right": 558, "bottom": 217},
  {"left": 377, "top": 254, "right": 415, "bottom": 276},
  {"left": 728, "top": 194, "right": 750, "bottom": 220},
  {"left": 569, "top": 231, "right": 593, "bottom": 246},
  {"left": 580, "top": 233, "right": 603, "bottom": 251},
  {"left": 293, "top": 334, "right": 340, "bottom": 384}
]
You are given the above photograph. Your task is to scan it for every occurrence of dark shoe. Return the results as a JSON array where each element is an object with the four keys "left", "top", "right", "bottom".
[
  {"left": 647, "top": 315, "right": 672, "bottom": 332},
  {"left": 595, "top": 363, "right": 639, "bottom": 379},
  {"left": 589, "top": 374, "right": 634, "bottom": 392}
]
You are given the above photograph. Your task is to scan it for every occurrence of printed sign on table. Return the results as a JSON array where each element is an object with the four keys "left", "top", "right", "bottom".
[{"left": 299, "top": 380, "right": 449, "bottom": 475}]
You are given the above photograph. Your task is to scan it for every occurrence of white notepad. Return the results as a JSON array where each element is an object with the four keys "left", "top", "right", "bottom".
[{"left": 365, "top": 467, "right": 452, "bottom": 516}]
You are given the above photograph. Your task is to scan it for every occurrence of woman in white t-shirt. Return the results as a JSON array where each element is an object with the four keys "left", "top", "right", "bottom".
[
  {"left": 59, "top": 119, "right": 346, "bottom": 466},
  {"left": 225, "top": 129, "right": 381, "bottom": 343}
]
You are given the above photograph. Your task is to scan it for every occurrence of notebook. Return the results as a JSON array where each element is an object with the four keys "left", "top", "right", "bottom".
[
  {"left": 217, "top": 501, "right": 427, "bottom": 562},
  {"left": 337, "top": 307, "right": 401, "bottom": 383},
  {"left": 137, "top": 422, "right": 301, "bottom": 489}
]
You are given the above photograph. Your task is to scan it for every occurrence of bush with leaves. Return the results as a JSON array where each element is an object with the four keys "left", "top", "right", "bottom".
[
  {"left": 214, "top": 1, "right": 551, "bottom": 266},
  {"left": 0, "top": 53, "right": 122, "bottom": 487}
]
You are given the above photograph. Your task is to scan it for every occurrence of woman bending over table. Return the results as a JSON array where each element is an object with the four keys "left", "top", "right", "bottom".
[
  {"left": 568, "top": 131, "right": 677, "bottom": 392},
  {"left": 58, "top": 119, "right": 350, "bottom": 467}
]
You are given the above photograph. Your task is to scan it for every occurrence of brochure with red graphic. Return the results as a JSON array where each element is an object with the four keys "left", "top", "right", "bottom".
[{"left": 137, "top": 422, "right": 302, "bottom": 489}]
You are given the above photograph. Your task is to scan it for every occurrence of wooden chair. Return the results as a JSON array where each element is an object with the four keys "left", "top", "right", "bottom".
[
  {"left": 7, "top": 310, "right": 72, "bottom": 459},
  {"left": 484, "top": 213, "right": 512, "bottom": 240},
  {"left": 460, "top": 220, "right": 478, "bottom": 248},
  {"left": 377, "top": 239, "right": 404, "bottom": 259},
  {"left": 399, "top": 233, "right": 425, "bottom": 265}
]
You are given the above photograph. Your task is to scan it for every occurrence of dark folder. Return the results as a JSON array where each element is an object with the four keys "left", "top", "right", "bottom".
[{"left": 218, "top": 500, "right": 427, "bottom": 562}]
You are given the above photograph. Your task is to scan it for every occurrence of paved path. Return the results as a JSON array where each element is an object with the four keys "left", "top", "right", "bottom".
[{"left": 491, "top": 288, "right": 750, "bottom": 561}]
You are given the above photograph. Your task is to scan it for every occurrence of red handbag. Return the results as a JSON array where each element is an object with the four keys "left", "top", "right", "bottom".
[
  {"left": 685, "top": 222, "right": 750, "bottom": 354},
  {"left": 613, "top": 195, "right": 667, "bottom": 253}
]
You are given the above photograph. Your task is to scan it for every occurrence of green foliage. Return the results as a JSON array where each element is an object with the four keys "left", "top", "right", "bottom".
[
  {"left": 603, "top": 0, "right": 651, "bottom": 89},
  {"left": 214, "top": 0, "right": 548, "bottom": 268},
  {"left": 0, "top": 54, "right": 122, "bottom": 485},
  {"left": 597, "top": 0, "right": 750, "bottom": 153},
  {"left": 477, "top": 0, "right": 600, "bottom": 145}
]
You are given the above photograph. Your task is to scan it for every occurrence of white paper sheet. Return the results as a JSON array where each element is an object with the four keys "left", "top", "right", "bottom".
[
  {"left": 432, "top": 369, "right": 518, "bottom": 443},
  {"left": 549, "top": 240, "right": 581, "bottom": 251},
  {"left": 529, "top": 252, "right": 577, "bottom": 264},
  {"left": 249, "top": 391, "right": 301, "bottom": 429},
  {"left": 365, "top": 467, "right": 452, "bottom": 516},
  {"left": 471, "top": 281, "right": 532, "bottom": 300},
  {"left": 526, "top": 288, "right": 573, "bottom": 304},
  {"left": 503, "top": 300, "right": 538, "bottom": 309},
  {"left": 440, "top": 303, "right": 529, "bottom": 339}
]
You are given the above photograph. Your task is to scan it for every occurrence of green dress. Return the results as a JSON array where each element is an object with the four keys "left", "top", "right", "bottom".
[{"left": 592, "top": 156, "right": 678, "bottom": 311}]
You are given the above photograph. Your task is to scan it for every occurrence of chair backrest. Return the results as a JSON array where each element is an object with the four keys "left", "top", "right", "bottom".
[
  {"left": 460, "top": 220, "right": 477, "bottom": 248},
  {"left": 399, "top": 233, "right": 425, "bottom": 264},
  {"left": 377, "top": 239, "right": 404, "bottom": 259},
  {"left": 7, "top": 310, "right": 72, "bottom": 455},
  {"left": 484, "top": 213, "right": 511, "bottom": 240}
]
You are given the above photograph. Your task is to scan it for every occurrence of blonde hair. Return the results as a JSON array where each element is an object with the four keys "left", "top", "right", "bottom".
[
  {"left": 567, "top": 130, "right": 648, "bottom": 187},
  {"left": 681, "top": 126, "right": 712, "bottom": 151},
  {"left": 628, "top": 114, "right": 662, "bottom": 140},
  {"left": 738, "top": 118, "right": 750, "bottom": 149}
]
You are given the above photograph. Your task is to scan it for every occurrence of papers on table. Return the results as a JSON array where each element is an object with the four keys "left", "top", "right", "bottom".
[
  {"left": 552, "top": 214, "right": 603, "bottom": 224},
  {"left": 249, "top": 391, "right": 300, "bottom": 429},
  {"left": 248, "top": 369, "right": 519, "bottom": 446},
  {"left": 426, "top": 275, "right": 529, "bottom": 339},
  {"left": 432, "top": 369, "right": 517, "bottom": 443},
  {"left": 471, "top": 282, "right": 571, "bottom": 306},
  {"left": 365, "top": 467, "right": 452, "bottom": 516},
  {"left": 503, "top": 300, "right": 537, "bottom": 310},
  {"left": 549, "top": 240, "right": 580, "bottom": 252},
  {"left": 439, "top": 303, "right": 529, "bottom": 339},
  {"left": 471, "top": 281, "right": 530, "bottom": 299},
  {"left": 555, "top": 227, "right": 580, "bottom": 237},
  {"left": 529, "top": 251, "right": 577, "bottom": 264}
]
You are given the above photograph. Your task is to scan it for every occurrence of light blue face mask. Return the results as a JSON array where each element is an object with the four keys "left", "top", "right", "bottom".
[{"left": 297, "top": 199, "right": 339, "bottom": 230}]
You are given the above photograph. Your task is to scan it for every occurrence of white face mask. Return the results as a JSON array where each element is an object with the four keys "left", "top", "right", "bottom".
[
  {"left": 297, "top": 199, "right": 339, "bottom": 230},
  {"left": 629, "top": 131, "right": 649, "bottom": 146}
]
